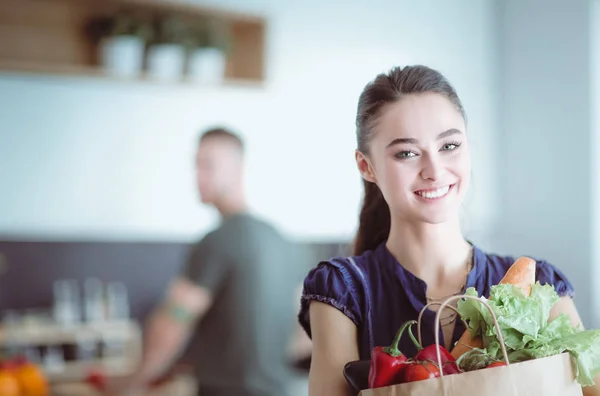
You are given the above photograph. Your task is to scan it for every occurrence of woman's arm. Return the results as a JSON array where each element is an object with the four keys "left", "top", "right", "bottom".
[
  {"left": 288, "top": 284, "right": 313, "bottom": 367},
  {"left": 550, "top": 297, "right": 600, "bottom": 396},
  {"left": 308, "top": 301, "right": 360, "bottom": 396}
]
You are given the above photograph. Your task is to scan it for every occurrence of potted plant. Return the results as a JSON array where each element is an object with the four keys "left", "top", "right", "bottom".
[
  {"left": 96, "top": 12, "right": 153, "bottom": 78},
  {"left": 146, "top": 16, "right": 189, "bottom": 81},
  {"left": 185, "top": 18, "right": 232, "bottom": 84}
]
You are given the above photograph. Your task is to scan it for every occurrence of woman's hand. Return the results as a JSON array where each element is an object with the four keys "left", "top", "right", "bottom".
[
  {"left": 550, "top": 297, "right": 600, "bottom": 396},
  {"left": 308, "top": 301, "right": 360, "bottom": 396}
]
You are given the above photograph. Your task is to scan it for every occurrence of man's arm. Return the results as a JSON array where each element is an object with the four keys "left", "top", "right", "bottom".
[{"left": 117, "top": 277, "right": 213, "bottom": 392}]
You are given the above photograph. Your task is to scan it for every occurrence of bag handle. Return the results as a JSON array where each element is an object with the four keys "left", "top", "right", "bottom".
[
  {"left": 424, "top": 295, "right": 511, "bottom": 376},
  {"left": 417, "top": 302, "right": 465, "bottom": 348}
]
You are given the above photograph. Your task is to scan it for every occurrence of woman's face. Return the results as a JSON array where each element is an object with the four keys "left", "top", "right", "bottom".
[{"left": 356, "top": 92, "right": 471, "bottom": 225}]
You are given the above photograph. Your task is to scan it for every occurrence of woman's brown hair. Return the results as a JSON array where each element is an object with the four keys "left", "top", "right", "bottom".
[{"left": 353, "top": 65, "right": 466, "bottom": 256}]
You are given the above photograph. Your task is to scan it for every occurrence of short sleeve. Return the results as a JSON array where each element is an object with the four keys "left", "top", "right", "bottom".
[
  {"left": 298, "top": 260, "right": 363, "bottom": 339},
  {"left": 181, "top": 237, "right": 231, "bottom": 293},
  {"left": 536, "top": 260, "right": 575, "bottom": 298}
]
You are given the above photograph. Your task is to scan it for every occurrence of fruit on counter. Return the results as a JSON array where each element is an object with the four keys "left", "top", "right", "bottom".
[
  {"left": 450, "top": 256, "right": 536, "bottom": 360},
  {"left": 0, "top": 370, "right": 20, "bottom": 396},
  {"left": 85, "top": 369, "right": 107, "bottom": 391},
  {"left": 0, "top": 356, "right": 49, "bottom": 396},
  {"left": 12, "top": 360, "right": 49, "bottom": 396}
]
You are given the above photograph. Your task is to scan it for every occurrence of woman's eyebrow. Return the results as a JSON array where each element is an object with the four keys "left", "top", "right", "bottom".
[{"left": 386, "top": 128, "right": 463, "bottom": 148}]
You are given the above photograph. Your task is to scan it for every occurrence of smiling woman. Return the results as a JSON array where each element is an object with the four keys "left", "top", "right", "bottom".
[{"left": 296, "top": 65, "right": 594, "bottom": 396}]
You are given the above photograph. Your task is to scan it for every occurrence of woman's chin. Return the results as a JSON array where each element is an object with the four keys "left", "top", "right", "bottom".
[{"left": 412, "top": 207, "right": 461, "bottom": 225}]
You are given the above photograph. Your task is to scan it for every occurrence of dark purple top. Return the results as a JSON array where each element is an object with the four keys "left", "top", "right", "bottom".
[{"left": 298, "top": 242, "right": 575, "bottom": 360}]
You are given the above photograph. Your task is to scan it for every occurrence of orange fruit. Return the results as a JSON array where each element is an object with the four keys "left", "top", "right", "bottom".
[
  {"left": 0, "top": 370, "right": 20, "bottom": 396},
  {"left": 13, "top": 362, "right": 48, "bottom": 396}
]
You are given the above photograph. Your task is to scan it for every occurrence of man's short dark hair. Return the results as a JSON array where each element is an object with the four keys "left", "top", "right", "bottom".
[{"left": 199, "top": 127, "right": 244, "bottom": 153}]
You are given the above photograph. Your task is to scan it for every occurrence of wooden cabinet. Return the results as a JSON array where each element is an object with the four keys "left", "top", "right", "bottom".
[{"left": 0, "top": 0, "right": 266, "bottom": 86}]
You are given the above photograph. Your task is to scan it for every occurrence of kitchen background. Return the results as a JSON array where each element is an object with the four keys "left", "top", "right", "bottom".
[{"left": 1, "top": 0, "right": 600, "bottom": 395}]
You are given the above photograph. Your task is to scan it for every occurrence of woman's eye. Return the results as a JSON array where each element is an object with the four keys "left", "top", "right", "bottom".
[
  {"left": 395, "top": 151, "right": 417, "bottom": 159},
  {"left": 441, "top": 142, "right": 461, "bottom": 151}
]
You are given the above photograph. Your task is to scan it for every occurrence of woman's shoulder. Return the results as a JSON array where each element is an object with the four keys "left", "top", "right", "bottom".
[
  {"left": 298, "top": 247, "right": 380, "bottom": 335},
  {"left": 302, "top": 247, "right": 378, "bottom": 296},
  {"left": 476, "top": 247, "right": 575, "bottom": 297}
]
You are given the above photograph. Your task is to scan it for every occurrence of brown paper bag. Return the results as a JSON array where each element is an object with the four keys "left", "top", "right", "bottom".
[
  {"left": 359, "top": 352, "right": 581, "bottom": 396},
  {"left": 358, "top": 295, "right": 584, "bottom": 396}
]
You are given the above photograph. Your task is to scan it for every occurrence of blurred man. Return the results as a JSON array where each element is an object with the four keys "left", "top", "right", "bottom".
[{"left": 110, "top": 127, "right": 306, "bottom": 396}]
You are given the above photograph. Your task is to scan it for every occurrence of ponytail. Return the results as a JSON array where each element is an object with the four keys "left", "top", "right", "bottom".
[{"left": 353, "top": 179, "right": 391, "bottom": 256}]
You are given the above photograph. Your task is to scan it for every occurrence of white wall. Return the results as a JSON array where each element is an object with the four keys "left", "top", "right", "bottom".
[
  {"left": 0, "top": 0, "right": 498, "bottom": 244},
  {"left": 592, "top": 0, "right": 600, "bottom": 328},
  {"left": 494, "top": 0, "right": 596, "bottom": 326}
]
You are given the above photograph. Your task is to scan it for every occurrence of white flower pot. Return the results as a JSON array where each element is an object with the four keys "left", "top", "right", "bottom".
[
  {"left": 187, "top": 47, "right": 227, "bottom": 84},
  {"left": 100, "top": 35, "right": 145, "bottom": 78},
  {"left": 147, "top": 44, "right": 186, "bottom": 81}
]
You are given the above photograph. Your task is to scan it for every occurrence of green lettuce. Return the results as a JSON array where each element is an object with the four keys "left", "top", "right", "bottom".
[{"left": 456, "top": 282, "right": 600, "bottom": 386}]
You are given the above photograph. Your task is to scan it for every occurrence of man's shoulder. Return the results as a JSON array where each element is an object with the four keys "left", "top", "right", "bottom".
[
  {"left": 203, "top": 213, "right": 295, "bottom": 254},
  {"left": 217, "top": 212, "right": 275, "bottom": 233},
  {"left": 192, "top": 227, "right": 221, "bottom": 248}
]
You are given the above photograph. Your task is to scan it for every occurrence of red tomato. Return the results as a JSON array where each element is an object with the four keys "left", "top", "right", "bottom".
[
  {"left": 487, "top": 361, "right": 507, "bottom": 368},
  {"left": 403, "top": 361, "right": 441, "bottom": 383}
]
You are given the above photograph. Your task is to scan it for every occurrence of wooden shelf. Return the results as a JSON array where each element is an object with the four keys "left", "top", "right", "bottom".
[
  {"left": 0, "top": 320, "right": 141, "bottom": 345},
  {"left": 0, "top": 0, "right": 266, "bottom": 84},
  {"left": 0, "top": 60, "right": 265, "bottom": 88},
  {"left": 0, "top": 60, "right": 107, "bottom": 79},
  {"left": 0, "top": 320, "right": 143, "bottom": 382}
]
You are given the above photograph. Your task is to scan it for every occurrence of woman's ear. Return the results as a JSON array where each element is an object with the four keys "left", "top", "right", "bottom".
[{"left": 355, "top": 150, "right": 377, "bottom": 183}]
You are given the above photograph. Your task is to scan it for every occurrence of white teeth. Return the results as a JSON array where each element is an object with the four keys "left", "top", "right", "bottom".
[{"left": 416, "top": 186, "right": 450, "bottom": 199}]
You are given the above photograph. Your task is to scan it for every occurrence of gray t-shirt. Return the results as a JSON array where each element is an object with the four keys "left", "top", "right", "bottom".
[{"left": 181, "top": 212, "right": 305, "bottom": 396}]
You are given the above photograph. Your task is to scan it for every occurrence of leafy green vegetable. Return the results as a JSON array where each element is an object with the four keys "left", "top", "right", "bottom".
[
  {"left": 456, "top": 282, "right": 600, "bottom": 386},
  {"left": 455, "top": 347, "right": 498, "bottom": 371}
]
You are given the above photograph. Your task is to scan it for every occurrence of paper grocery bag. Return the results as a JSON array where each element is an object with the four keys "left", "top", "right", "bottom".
[
  {"left": 356, "top": 293, "right": 584, "bottom": 396},
  {"left": 359, "top": 350, "right": 581, "bottom": 396}
]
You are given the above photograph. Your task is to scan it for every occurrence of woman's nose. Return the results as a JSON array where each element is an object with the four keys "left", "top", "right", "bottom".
[{"left": 420, "top": 154, "right": 445, "bottom": 181}]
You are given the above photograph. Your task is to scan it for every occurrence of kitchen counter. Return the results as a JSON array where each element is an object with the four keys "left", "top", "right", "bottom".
[{"left": 51, "top": 373, "right": 197, "bottom": 396}]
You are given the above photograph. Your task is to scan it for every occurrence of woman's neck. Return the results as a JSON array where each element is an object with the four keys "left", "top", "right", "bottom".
[{"left": 385, "top": 216, "right": 472, "bottom": 288}]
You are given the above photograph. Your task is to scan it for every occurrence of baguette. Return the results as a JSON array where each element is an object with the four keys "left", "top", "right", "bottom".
[{"left": 450, "top": 256, "right": 536, "bottom": 359}]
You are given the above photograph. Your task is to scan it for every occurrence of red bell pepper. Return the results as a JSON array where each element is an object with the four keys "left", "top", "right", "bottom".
[
  {"left": 368, "top": 320, "right": 417, "bottom": 388},
  {"left": 415, "top": 344, "right": 460, "bottom": 374},
  {"left": 407, "top": 326, "right": 461, "bottom": 375}
]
